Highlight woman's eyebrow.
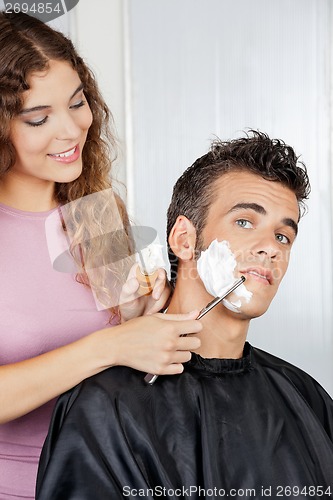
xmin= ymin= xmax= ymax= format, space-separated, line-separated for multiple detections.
xmin=19 ymin=83 xmax=84 ymax=115
xmin=19 ymin=104 xmax=51 ymax=115
xmin=70 ymin=82 xmax=84 ymax=100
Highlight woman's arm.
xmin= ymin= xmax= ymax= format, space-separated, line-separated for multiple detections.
xmin=0 ymin=311 xmax=201 ymax=424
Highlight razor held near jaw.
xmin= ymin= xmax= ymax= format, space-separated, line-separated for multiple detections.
xmin=144 ymin=276 xmax=246 ymax=385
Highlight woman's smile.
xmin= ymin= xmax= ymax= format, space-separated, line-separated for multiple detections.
xmin=47 ymin=144 xmax=80 ymax=163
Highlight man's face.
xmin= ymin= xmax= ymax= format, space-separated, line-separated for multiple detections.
xmin=199 ymin=170 xmax=300 ymax=318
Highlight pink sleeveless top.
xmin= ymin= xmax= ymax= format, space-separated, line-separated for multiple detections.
xmin=0 ymin=203 xmax=113 ymax=499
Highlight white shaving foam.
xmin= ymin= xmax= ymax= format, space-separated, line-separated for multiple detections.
xmin=136 ymin=242 xmax=165 ymax=275
xmin=197 ymin=239 xmax=252 ymax=313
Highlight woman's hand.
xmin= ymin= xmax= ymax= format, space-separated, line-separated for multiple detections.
xmin=97 ymin=310 xmax=202 ymax=376
xmin=0 ymin=308 xmax=200 ymax=423
xmin=119 ymin=264 xmax=172 ymax=321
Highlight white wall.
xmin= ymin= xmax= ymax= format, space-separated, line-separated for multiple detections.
xmin=124 ymin=0 xmax=333 ymax=395
xmin=58 ymin=0 xmax=332 ymax=395
xmin=55 ymin=0 xmax=127 ymax=195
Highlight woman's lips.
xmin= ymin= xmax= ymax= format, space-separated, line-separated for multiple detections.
xmin=48 ymin=145 xmax=80 ymax=163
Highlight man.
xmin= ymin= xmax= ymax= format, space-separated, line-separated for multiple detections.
xmin=36 ymin=131 xmax=333 ymax=499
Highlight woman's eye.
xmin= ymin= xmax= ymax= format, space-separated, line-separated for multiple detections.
xmin=236 ymin=219 xmax=253 ymax=229
xmin=70 ymin=100 xmax=86 ymax=109
xmin=26 ymin=117 xmax=48 ymax=127
xmin=276 ymin=233 xmax=290 ymax=245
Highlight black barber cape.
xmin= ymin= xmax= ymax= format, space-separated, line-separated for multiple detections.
xmin=36 ymin=342 xmax=333 ymax=499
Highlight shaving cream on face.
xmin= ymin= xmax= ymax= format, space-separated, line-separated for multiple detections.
xmin=197 ymin=239 xmax=252 ymax=313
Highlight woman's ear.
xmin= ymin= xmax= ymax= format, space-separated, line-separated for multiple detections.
xmin=168 ymin=216 xmax=196 ymax=261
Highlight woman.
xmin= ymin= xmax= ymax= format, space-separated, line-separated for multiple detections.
xmin=0 ymin=11 xmax=202 ymax=499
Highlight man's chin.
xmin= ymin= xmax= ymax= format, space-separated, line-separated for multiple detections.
xmin=229 ymin=304 xmax=271 ymax=320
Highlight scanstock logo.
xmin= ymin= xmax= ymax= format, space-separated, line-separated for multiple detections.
xmin=4 ymin=0 xmax=80 ymax=22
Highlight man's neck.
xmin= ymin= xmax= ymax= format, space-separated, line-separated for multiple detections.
xmin=167 ymin=279 xmax=250 ymax=359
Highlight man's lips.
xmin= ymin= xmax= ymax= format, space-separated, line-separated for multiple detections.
xmin=239 ymin=267 xmax=273 ymax=285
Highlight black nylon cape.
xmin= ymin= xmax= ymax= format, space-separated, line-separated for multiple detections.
xmin=36 ymin=343 xmax=333 ymax=499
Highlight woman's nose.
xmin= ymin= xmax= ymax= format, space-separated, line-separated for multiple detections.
xmin=55 ymin=112 xmax=82 ymax=141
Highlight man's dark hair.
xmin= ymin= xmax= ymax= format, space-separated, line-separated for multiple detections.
xmin=166 ymin=130 xmax=311 ymax=282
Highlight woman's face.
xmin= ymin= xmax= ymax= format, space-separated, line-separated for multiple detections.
xmin=9 ymin=59 xmax=93 ymax=186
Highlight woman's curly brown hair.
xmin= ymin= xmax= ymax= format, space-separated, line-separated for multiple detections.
xmin=0 ymin=11 xmax=134 ymax=316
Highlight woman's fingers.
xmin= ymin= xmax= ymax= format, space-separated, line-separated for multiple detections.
xmin=120 ymin=277 xmax=140 ymax=298
xmin=155 ymin=309 xmax=201 ymax=322
xmin=111 ymin=312 xmax=202 ymax=375
xmin=120 ymin=265 xmax=173 ymax=320
xmin=151 ymin=268 xmax=167 ymax=300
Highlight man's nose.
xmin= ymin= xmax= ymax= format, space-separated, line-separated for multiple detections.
xmin=251 ymin=233 xmax=279 ymax=261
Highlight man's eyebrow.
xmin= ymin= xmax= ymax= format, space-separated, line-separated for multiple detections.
xmin=283 ymin=218 xmax=298 ymax=236
xmin=228 ymin=203 xmax=298 ymax=236
xmin=228 ymin=203 xmax=267 ymax=215
xmin=19 ymin=83 xmax=84 ymax=115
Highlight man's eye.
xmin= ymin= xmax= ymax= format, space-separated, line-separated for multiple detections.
xmin=236 ymin=219 xmax=253 ymax=229
xmin=276 ymin=233 xmax=290 ymax=245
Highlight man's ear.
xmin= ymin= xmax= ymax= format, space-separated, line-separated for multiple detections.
xmin=168 ymin=216 xmax=196 ymax=261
